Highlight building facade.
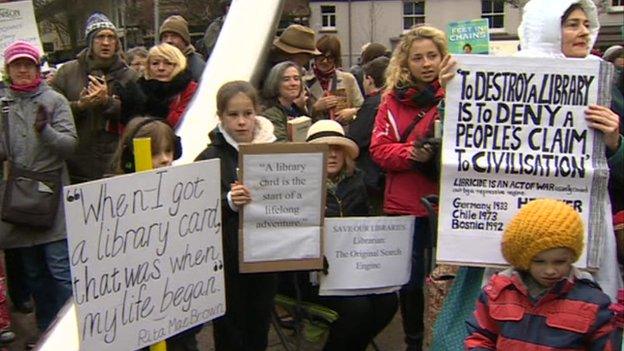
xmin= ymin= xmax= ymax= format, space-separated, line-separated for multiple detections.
xmin=309 ymin=0 xmax=623 ymax=67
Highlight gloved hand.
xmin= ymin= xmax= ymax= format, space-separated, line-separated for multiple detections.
xmin=34 ymin=105 xmax=51 ymax=133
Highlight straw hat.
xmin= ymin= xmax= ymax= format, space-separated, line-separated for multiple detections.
xmin=273 ymin=25 xmax=321 ymax=56
xmin=306 ymin=120 xmax=359 ymax=159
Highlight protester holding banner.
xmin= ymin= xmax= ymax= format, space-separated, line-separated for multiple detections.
xmin=0 ymin=40 xmax=77 ymax=341
xmin=517 ymin=0 xmax=623 ymax=295
xmin=137 ymin=43 xmax=198 ymax=130
xmin=303 ymin=119 xmax=398 ymax=350
xmin=194 ymin=81 xmax=278 ymax=351
xmin=306 ymin=35 xmax=364 ymax=124
xmin=50 ymin=12 xmax=143 ymax=184
xmin=432 ymin=1 xmax=623 ymax=349
xmin=465 ymin=199 xmax=619 ymax=350
xmin=369 ymin=25 xmax=447 ymax=351
xmin=261 ymin=61 xmax=309 ymax=142
xmin=110 ymin=117 xmax=202 ymax=351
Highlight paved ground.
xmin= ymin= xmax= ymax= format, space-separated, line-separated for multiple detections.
xmin=7 ymin=307 xmax=406 ymax=351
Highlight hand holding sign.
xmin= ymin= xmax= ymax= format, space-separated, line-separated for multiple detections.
xmin=439 ymin=54 xmax=457 ymax=89
xmin=584 ymin=104 xmax=621 ymax=152
xmin=230 ymin=182 xmax=252 ymax=206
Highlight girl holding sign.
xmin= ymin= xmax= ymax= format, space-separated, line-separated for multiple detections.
xmin=369 ymin=25 xmax=447 ymax=350
xmin=305 ymin=119 xmax=399 ymax=350
xmin=194 ymin=81 xmax=278 ymax=351
xmin=111 ymin=117 xmax=202 ymax=350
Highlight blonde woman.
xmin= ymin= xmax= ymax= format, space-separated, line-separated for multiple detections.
xmin=369 ymin=25 xmax=447 ymax=350
xmin=138 ymin=43 xmax=198 ymax=129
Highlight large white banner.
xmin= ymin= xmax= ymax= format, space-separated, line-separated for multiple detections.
xmin=64 ymin=160 xmax=225 ymax=351
xmin=320 ymin=216 xmax=414 ymax=295
xmin=0 ymin=0 xmax=43 ymax=67
xmin=438 ymin=55 xmax=611 ymax=268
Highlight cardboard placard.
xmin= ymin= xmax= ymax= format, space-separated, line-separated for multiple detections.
xmin=64 ymin=160 xmax=225 ymax=350
xmin=238 ymin=143 xmax=327 ymax=273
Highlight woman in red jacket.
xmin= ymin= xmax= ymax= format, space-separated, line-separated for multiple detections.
xmin=369 ymin=25 xmax=447 ymax=351
xmin=138 ymin=43 xmax=198 ymax=130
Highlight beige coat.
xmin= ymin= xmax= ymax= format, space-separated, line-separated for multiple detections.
xmin=305 ymin=69 xmax=364 ymax=120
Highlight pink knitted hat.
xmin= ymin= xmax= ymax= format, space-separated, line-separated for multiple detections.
xmin=4 ymin=41 xmax=41 ymax=65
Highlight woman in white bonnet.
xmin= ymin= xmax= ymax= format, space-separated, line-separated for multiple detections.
xmin=431 ymin=0 xmax=623 ymax=348
xmin=515 ymin=0 xmax=622 ymax=300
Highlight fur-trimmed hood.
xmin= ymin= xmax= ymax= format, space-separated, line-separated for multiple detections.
xmin=216 ymin=115 xmax=277 ymax=150
xmin=517 ymin=0 xmax=599 ymax=58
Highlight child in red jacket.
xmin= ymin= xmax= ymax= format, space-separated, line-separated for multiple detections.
xmin=465 ymin=199 xmax=620 ymax=350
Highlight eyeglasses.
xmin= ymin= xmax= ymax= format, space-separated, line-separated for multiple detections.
xmin=94 ymin=34 xmax=116 ymax=43
xmin=316 ymin=54 xmax=335 ymax=63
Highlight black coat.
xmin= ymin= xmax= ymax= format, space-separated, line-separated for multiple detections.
xmin=325 ymin=170 xmax=371 ymax=218
xmin=194 ymin=128 xmax=240 ymax=271
xmin=347 ymin=93 xmax=384 ymax=192
xmin=195 ymin=127 xmax=278 ymax=350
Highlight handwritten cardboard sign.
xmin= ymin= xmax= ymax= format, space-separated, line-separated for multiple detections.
xmin=438 ymin=55 xmax=612 ymax=268
xmin=320 ymin=216 xmax=414 ymax=295
xmin=64 ymin=160 xmax=225 ymax=350
xmin=239 ymin=143 xmax=327 ymax=273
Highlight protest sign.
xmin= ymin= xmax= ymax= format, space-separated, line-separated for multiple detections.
xmin=438 ymin=55 xmax=612 ymax=268
xmin=64 ymin=160 xmax=225 ymax=350
xmin=0 ymin=0 xmax=43 ymax=67
xmin=239 ymin=143 xmax=327 ymax=273
xmin=319 ymin=216 xmax=413 ymax=295
xmin=447 ymin=19 xmax=489 ymax=55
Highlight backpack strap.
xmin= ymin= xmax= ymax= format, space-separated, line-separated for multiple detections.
xmin=399 ymin=110 xmax=426 ymax=143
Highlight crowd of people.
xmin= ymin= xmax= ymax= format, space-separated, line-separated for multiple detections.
xmin=0 ymin=0 xmax=622 ymax=349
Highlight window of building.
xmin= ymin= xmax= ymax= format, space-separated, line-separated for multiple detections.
xmin=481 ymin=0 xmax=504 ymax=29
xmin=321 ymin=5 xmax=336 ymax=30
xmin=403 ymin=1 xmax=425 ymax=30
xmin=611 ymin=0 xmax=624 ymax=10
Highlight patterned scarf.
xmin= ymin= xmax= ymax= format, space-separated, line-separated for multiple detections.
xmin=394 ymin=80 xmax=443 ymax=109
xmin=326 ymin=169 xmax=348 ymax=196
xmin=312 ymin=64 xmax=336 ymax=92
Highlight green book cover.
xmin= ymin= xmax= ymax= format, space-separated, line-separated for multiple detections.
xmin=447 ymin=19 xmax=490 ymax=55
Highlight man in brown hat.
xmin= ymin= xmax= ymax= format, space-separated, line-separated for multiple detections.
xmin=271 ymin=24 xmax=321 ymax=69
xmin=160 ymin=15 xmax=206 ymax=81
xmin=259 ymin=24 xmax=320 ymax=109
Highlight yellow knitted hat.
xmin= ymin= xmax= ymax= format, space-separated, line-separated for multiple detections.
xmin=501 ymin=199 xmax=584 ymax=270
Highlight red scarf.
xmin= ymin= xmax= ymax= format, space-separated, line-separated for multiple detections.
xmin=10 ymin=76 xmax=42 ymax=93
xmin=312 ymin=64 xmax=336 ymax=92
